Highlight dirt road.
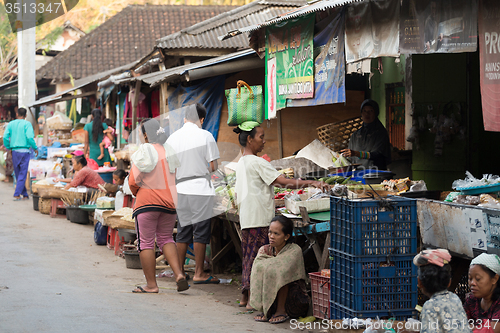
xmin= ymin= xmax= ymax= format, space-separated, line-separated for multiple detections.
xmin=0 ymin=182 xmax=293 ymax=333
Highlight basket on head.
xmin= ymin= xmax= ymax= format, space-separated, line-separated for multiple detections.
xmin=317 ymin=117 xmax=363 ymax=152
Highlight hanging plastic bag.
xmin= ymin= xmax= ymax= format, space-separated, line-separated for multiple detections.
xmin=87 ymin=158 xmax=99 ymax=170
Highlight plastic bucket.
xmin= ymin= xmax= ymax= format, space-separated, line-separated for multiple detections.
xmin=32 ymin=194 xmax=40 ymax=211
xmin=123 ymin=250 xmax=142 ymax=269
xmin=66 ymin=207 xmax=89 ymax=224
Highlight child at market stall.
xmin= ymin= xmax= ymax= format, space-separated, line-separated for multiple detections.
xmin=101 ymin=169 xmax=128 ymax=196
xmin=98 ymin=119 xmax=114 ymax=160
xmin=414 ymin=249 xmax=471 ymax=333
xmin=113 ymin=169 xmax=127 ymax=186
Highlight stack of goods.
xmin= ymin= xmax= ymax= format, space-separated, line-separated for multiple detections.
xmin=284 ymin=188 xmax=331 ymax=214
xmin=443 ymin=172 xmax=500 ymax=208
xmin=46 ymin=112 xmax=74 ymax=146
xmin=102 ymin=207 xmax=135 ymax=229
xmin=96 ymin=197 xmax=115 ymax=209
xmin=277 ymin=167 xmax=294 ymax=178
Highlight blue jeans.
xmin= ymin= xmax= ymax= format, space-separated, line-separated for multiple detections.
xmin=12 ymin=151 xmax=30 ymax=197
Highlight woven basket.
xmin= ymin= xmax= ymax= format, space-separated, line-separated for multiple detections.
xmin=48 ymin=123 xmax=73 ymax=131
xmin=317 ymin=117 xmax=363 ymax=152
xmin=39 ymin=197 xmax=51 ymax=214
xmin=32 ymin=183 xmax=53 ymax=195
xmin=47 ymin=188 xmax=69 ymax=199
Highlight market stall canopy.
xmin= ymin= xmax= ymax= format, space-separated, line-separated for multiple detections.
xmin=219 ymin=0 xmax=362 ymax=42
xmin=115 ymin=49 xmax=262 ymax=88
xmin=29 ymin=61 xmax=138 ymax=108
xmin=0 ymin=79 xmax=18 ymax=95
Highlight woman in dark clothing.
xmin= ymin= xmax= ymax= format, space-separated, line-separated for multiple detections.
xmin=341 ymin=99 xmax=392 ymax=170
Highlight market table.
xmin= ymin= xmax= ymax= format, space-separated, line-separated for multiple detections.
xmin=210 ymin=206 xmax=332 ymax=273
xmin=293 ymin=206 xmax=331 ymax=270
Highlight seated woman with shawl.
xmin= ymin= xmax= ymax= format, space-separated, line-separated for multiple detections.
xmin=250 ymin=216 xmax=310 ymax=324
xmin=341 ymin=99 xmax=391 ymax=170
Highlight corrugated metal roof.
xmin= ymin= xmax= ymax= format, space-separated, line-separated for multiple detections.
xmin=30 ymin=61 xmax=138 ymax=107
xmin=156 ymin=0 xmax=308 ymax=50
xmin=0 ymin=80 xmax=18 ymax=93
xmin=219 ymin=0 xmax=364 ymax=41
xmin=117 ymin=49 xmax=256 ymax=87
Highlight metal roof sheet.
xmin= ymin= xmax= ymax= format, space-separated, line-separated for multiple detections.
xmin=30 ymin=61 xmax=138 ymax=107
xmin=156 ymin=0 xmax=307 ymax=50
xmin=117 ymin=49 xmax=256 ymax=87
xmin=219 ymin=0 xmax=363 ymax=41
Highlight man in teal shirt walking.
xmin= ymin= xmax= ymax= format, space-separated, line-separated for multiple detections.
xmin=4 ymin=107 xmax=38 ymax=200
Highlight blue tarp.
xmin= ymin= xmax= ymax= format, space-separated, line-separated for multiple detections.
xmin=167 ymin=75 xmax=225 ymax=140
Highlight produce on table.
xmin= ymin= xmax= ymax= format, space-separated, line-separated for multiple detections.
xmin=278 ymin=167 xmax=294 ymax=178
xmin=318 ymin=175 xmax=361 ymax=185
xmin=274 ymin=187 xmax=304 ymax=199
xmin=331 ymin=151 xmax=351 ymax=168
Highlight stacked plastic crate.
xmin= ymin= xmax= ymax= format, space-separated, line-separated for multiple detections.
xmin=329 ymin=196 xmax=418 ymax=320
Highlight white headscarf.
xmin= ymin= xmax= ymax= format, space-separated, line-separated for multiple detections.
xmin=471 ymin=253 xmax=500 ymax=275
xmin=131 ymin=143 xmax=158 ymax=173
xmin=131 ymin=142 xmax=180 ymax=174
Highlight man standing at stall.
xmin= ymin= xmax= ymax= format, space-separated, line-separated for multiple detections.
xmin=3 ymin=107 xmax=38 ymax=200
xmin=167 ymin=103 xmax=221 ymax=284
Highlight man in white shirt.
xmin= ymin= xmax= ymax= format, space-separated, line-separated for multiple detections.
xmin=167 ymin=103 xmax=220 ymax=284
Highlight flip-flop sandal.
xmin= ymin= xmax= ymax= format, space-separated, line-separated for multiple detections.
xmin=13 ymin=198 xmax=22 ymax=201
xmin=254 ymin=313 xmax=268 ymax=322
xmin=238 ymin=301 xmax=247 ymax=307
xmin=132 ymin=286 xmax=158 ymax=293
xmin=193 ymin=276 xmax=220 ymax=284
xmin=269 ymin=314 xmax=290 ymax=324
xmin=176 ymin=278 xmax=189 ymax=292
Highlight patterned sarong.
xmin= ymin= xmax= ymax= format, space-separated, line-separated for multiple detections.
xmin=241 ymin=227 xmax=269 ymax=291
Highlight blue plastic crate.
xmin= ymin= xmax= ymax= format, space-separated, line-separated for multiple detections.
xmin=330 ymin=301 xmax=416 ymax=321
xmin=330 ymin=249 xmax=417 ymax=317
xmin=330 ymin=196 xmax=417 ymax=256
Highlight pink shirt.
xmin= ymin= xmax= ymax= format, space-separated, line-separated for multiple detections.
xmin=70 ymin=166 xmax=105 ymax=189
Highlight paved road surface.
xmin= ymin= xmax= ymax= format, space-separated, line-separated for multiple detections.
xmin=0 ymin=182 xmax=293 ymax=333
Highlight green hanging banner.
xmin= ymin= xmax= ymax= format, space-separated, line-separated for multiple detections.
xmin=265 ymin=14 xmax=315 ymax=116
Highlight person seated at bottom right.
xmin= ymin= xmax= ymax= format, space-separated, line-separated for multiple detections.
xmin=414 ymin=249 xmax=471 ymax=333
xmin=464 ymin=253 xmax=500 ymax=333
xmin=250 ymin=216 xmax=310 ymax=324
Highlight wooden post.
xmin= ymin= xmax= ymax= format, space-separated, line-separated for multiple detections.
xmin=42 ymin=121 xmax=48 ymax=146
xmin=160 ymin=82 xmax=168 ymax=116
xmin=131 ymin=80 xmax=141 ymax=136
xmin=277 ymin=110 xmax=283 ymax=158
